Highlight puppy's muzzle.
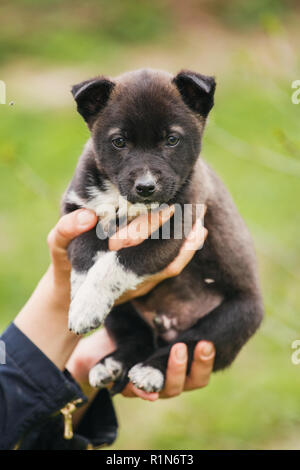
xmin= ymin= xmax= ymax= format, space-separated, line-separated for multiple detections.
xmin=134 ymin=173 xmax=157 ymax=199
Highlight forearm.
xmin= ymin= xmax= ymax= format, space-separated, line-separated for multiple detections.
xmin=14 ymin=267 xmax=79 ymax=371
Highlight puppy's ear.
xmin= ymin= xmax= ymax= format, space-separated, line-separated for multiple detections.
xmin=71 ymin=77 xmax=115 ymax=125
xmin=173 ymin=70 xmax=216 ymax=117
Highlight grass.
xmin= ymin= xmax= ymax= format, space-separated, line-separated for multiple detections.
xmin=1 ymin=70 xmax=299 ymax=449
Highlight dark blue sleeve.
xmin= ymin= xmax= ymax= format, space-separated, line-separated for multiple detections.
xmin=0 ymin=323 xmax=118 ymax=450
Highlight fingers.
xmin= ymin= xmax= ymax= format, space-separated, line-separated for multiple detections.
xmin=159 ymin=343 xmax=188 ymax=398
xmin=47 ymin=209 xmax=97 ymax=274
xmin=115 ymin=215 xmax=208 ymax=305
xmin=183 ymin=216 xmax=207 ymax=252
xmin=48 ymin=209 xmax=97 ymax=251
xmin=121 ymin=343 xmax=187 ymax=401
xmin=163 ymin=219 xmax=208 ymax=278
xmin=122 ymin=383 xmax=159 ymax=401
xmin=184 ymin=341 xmax=215 ymax=391
xmin=122 ymin=341 xmax=214 ymax=401
xmin=108 ymin=205 xmax=175 ymax=251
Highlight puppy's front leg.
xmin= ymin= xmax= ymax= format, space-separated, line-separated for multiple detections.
xmin=69 ymin=251 xmax=143 ymax=334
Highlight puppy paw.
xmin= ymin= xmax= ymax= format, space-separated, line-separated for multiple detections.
xmin=89 ymin=357 xmax=123 ymax=388
xmin=128 ymin=363 xmax=164 ymax=393
xmin=68 ymin=287 xmax=113 ymax=335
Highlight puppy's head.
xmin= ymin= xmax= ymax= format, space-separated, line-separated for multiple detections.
xmin=72 ymin=69 xmax=216 ymax=204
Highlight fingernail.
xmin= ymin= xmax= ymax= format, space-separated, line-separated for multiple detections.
xmin=77 ymin=210 xmax=95 ymax=227
xmin=200 ymin=342 xmax=214 ymax=358
xmin=175 ymin=344 xmax=187 ymax=362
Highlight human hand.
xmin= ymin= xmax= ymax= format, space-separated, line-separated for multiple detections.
xmin=113 ymin=214 xmax=207 ymax=304
xmin=67 ymin=328 xmax=215 ymax=402
xmin=67 ymin=215 xmax=213 ymax=401
xmin=15 ymin=205 xmax=207 ymax=372
xmin=14 ymin=209 xmax=98 ymax=369
xmin=45 ymin=204 xmax=207 ymax=311
xmin=123 ymin=341 xmax=215 ymax=401
xmin=14 ymin=206 xmax=177 ymax=369
xmin=46 ymin=205 xmax=179 ymax=313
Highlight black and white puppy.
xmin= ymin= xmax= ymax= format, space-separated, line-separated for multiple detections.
xmin=62 ymin=69 xmax=263 ymax=393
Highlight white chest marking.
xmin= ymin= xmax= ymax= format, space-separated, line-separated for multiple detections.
xmin=66 ymin=182 xmax=156 ymax=231
xmin=66 ymin=181 xmax=124 ymax=216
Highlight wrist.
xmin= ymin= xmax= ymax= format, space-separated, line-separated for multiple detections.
xmin=14 ymin=268 xmax=79 ymax=370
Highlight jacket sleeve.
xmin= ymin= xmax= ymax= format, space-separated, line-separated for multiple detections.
xmin=0 ymin=323 xmax=118 ymax=450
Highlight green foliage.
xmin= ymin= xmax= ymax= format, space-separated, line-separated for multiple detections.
xmin=0 ymin=0 xmax=170 ymax=65
xmin=208 ymin=0 xmax=292 ymax=29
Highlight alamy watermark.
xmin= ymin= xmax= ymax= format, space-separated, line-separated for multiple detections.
xmin=0 ymin=80 xmax=6 ymax=104
xmin=0 ymin=340 xmax=6 ymax=365
xmin=291 ymin=80 xmax=300 ymax=104
xmin=291 ymin=339 xmax=300 ymax=365
xmin=95 ymin=201 xmax=206 ymax=249
xmin=0 ymin=80 xmax=14 ymax=106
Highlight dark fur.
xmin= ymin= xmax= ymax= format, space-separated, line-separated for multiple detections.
xmin=62 ymin=69 xmax=263 ymax=392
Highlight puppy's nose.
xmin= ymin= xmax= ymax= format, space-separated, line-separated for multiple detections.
xmin=135 ymin=174 xmax=156 ymax=198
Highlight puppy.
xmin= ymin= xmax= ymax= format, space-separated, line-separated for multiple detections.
xmin=62 ymin=69 xmax=263 ymax=393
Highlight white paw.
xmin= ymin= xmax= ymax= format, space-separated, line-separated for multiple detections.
xmin=128 ymin=363 xmax=164 ymax=392
xmin=68 ymin=251 xmax=142 ymax=335
xmin=68 ymin=286 xmax=113 ymax=335
xmin=89 ymin=358 xmax=123 ymax=388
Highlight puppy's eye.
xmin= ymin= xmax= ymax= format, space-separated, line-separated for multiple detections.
xmin=166 ymin=135 xmax=180 ymax=147
xmin=112 ymin=137 xmax=126 ymax=149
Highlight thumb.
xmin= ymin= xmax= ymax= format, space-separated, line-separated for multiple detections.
xmin=47 ymin=209 xmax=97 ymax=274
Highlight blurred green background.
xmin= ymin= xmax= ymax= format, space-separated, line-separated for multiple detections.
xmin=1 ymin=0 xmax=300 ymax=450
